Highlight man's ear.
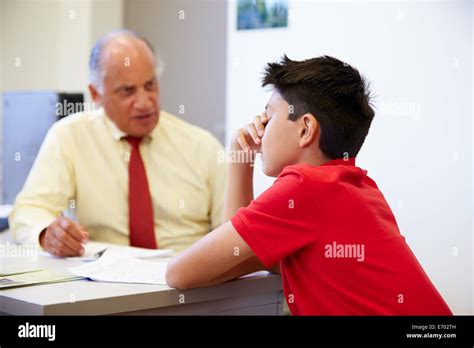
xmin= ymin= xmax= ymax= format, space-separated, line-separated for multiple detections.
xmin=88 ymin=84 xmax=102 ymax=106
xmin=298 ymin=113 xmax=318 ymax=148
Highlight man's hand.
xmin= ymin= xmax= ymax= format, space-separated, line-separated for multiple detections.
xmin=231 ymin=113 xmax=269 ymax=153
xmin=39 ymin=216 xmax=88 ymax=257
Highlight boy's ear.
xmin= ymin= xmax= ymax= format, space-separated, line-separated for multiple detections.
xmin=298 ymin=113 xmax=318 ymax=148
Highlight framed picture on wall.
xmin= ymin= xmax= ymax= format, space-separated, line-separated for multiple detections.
xmin=237 ymin=0 xmax=288 ymax=30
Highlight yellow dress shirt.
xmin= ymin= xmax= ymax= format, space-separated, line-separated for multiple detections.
xmin=9 ymin=108 xmax=226 ymax=252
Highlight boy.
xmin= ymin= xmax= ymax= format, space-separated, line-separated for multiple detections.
xmin=165 ymin=55 xmax=452 ymax=315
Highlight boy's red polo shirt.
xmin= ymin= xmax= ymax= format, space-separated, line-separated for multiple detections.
xmin=231 ymin=158 xmax=452 ymax=315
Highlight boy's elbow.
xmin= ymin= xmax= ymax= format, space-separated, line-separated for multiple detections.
xmin=165 ymin=259 xmax=192 ymax=290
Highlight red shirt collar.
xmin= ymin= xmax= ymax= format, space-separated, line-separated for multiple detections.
xmin=321 ymin=157 xmax=356 ymax=166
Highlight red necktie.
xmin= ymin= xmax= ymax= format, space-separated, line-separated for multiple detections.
xmin=126 ymin=136 xmax=157 ymax=249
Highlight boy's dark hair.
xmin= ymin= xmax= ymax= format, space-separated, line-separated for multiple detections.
xmin=262 ymin=55 xmax=375 ymax=159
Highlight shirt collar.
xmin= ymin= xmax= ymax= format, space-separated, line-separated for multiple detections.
xmin=102 ymin=108 xmax=158 ymax=142
xmin=321 ymin=157 xmax=356 ymax=166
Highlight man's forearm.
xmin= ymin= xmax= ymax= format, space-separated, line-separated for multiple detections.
xmin=9 ymin=206 xmax=56 ymax=247
xmin=222 ymin=150 xmax=255 ymax=222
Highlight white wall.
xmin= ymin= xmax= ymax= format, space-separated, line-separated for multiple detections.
xmin=0 ymin=0 xmax=123 ymax=203
xmin=0 ymin=0 xmax=123 ymax=95
xmin=124 ymin=0 xmax=228 ymax=143
xmin=226 ymin=0 xmax=473 ymax=314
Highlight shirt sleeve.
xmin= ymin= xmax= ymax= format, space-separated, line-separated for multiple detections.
xmin=231 ymin=166 xmax=318 ymax=268
xmin=207 ymin=135 xmax=227 ymax=230
xmin=8 ymin=123 xmax=76 ymax=247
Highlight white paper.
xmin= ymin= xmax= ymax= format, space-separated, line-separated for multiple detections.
xmin=66 ymin=249 xmax=169 ymax=285
xmin=63 ymin=241 xmax=173 ymax=261
xmin=0 ymin=264 xmax=42 ymax=277
xmin=0 ymin=270 xmax=83 ymax=289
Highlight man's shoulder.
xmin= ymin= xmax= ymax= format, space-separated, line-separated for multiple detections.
xmin=49 ymin=108 xmax=104 ymax=135
xmin=159 ymin=111 xmax=222 ymax=149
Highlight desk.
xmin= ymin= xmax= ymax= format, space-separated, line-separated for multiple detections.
xmin=0 ymin=231 xmax=284 ymax=315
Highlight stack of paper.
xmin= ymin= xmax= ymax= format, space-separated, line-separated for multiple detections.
xmin=63 ymin=241 xmax=173 ymax=261
xmin=0 ymin=270 xmax=83 ymax=290
xmin=0 ymin=264 xmax=42 ymax=277
xmin=67 ymin=249 xmax=169 ymax=285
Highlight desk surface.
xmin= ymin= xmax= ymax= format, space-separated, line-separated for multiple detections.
xmin=0 ymin=231 xmax=283 ymax=315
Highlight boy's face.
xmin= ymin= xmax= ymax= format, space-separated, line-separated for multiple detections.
xmin=261 ymin=90 xmax=301 ymax=177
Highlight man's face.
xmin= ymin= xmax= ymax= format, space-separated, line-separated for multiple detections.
xmin=261 ymin=90 xmax=301 ymax=177
xmin=91 ymin=39 xmax=160 ymax=137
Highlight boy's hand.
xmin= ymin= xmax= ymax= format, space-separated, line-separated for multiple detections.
xmin=231 ymin=114 xmax=269 ymax=152
xmin=224 ymin=114 xmax=268 ymax=221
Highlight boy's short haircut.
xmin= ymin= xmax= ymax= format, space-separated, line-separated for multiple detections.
xmin=262 ymin=55 xmax=375 ymax=159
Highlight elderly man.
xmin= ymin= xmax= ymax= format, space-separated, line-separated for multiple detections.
xmin=9 ymin=30 xmax=226 ymax=256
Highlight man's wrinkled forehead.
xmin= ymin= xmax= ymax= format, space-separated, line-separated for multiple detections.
xmin=101 ymin=38 xmax=155 ymax=71
xmin=103 ymin=50 xmax=155 ymax=88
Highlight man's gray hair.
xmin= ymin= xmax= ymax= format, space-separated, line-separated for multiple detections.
xmin=89 ymin=29 xmax=163 ymax=92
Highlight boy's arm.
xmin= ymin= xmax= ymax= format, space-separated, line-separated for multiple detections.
xmin=222 ymin=150 xmax=254 ymax=221
xmin=167 ymin=147 xmax=276 ymax=289
xmin=224 ymin=115 xmax=281 ymax=273
xmin=165 ymin=221 xmax=266 ymax=290
xmin=223 ymin=114 xmax=268 ymax=221
xmin=166 ymin=115 xmax=279 ymax=290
